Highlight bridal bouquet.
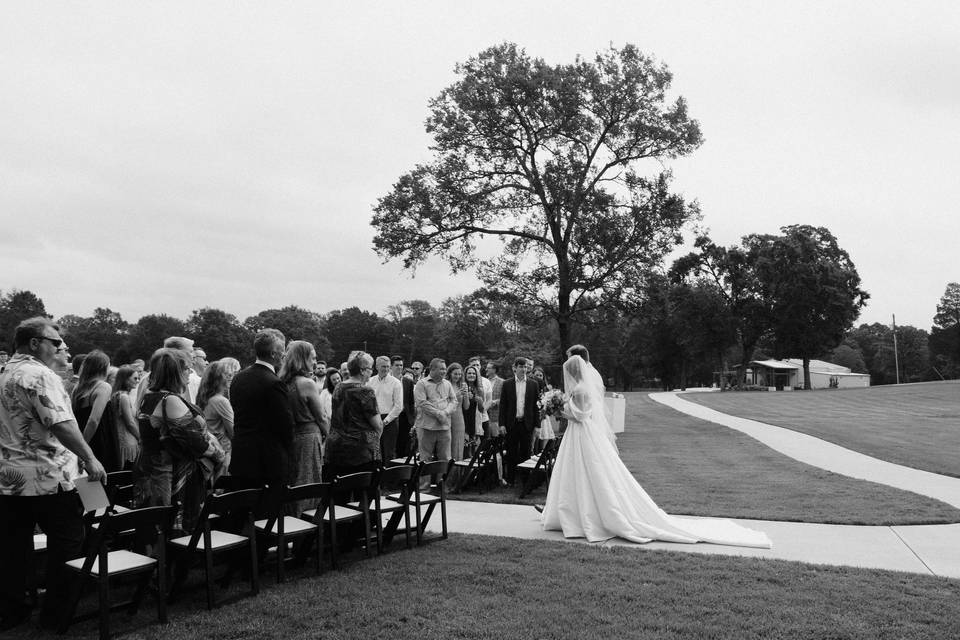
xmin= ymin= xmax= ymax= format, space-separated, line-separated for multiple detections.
xmin=538 ymin=388 xmax=566 ymax=418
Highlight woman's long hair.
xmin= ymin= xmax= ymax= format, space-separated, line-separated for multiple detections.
xmin=446 ymin=362 xmax=463 ymax=383
xmin=323 ymin=367 xmax=340 ymax=394
xmin=196 ymin=357 xmax=241 ymax=409
xmin=464 ymin=364 xmax=482 ymax=396
xmin=112 ymin=365 xmax=137 ymax=394
xmin=279 ymin=341 xmax=314 ymax=385
xmin=147 ymin=348 xmax=191 ymax=393
xmin=72 ymin=349 xmax=110 ymax=402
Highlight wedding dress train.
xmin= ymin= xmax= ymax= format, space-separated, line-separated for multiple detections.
xmin=541 ymin=356 xmax=771 ymax=549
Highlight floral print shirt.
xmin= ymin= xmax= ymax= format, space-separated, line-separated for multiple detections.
xmin=0 ymin=353 xmax=80 ymax=496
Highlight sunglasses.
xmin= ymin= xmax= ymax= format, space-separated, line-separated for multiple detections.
xmin=37 ymin=336 xmax=63 ymax=348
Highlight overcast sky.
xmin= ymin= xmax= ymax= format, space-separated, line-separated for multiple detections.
xmin=2 ymin=1 xmax=957 ymax=330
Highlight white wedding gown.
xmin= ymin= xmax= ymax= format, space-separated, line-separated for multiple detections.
xmin=541 ymin=356 xmax=772 ymax=549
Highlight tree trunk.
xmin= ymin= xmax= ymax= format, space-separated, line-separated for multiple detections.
xmin=803 ymin=356 xmax=811 ymax=390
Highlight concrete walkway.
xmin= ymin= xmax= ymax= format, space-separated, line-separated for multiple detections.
xmin=429 ymin=392 xmax=960 ymax=580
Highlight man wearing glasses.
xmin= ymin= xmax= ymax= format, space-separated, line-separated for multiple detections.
xmin=0 ymin=317 xmax=106 ymax=631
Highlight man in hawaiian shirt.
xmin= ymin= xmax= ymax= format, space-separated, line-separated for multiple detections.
xmin=0 ymin=317 xmax=106 ymax=631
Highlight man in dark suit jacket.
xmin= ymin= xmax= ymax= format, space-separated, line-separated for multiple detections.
xmin=498 ymin=356 xmax=540 ymax=484
xmin=228 ymin=328 xmax=295 ymax=486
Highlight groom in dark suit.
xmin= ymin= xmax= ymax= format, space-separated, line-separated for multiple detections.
xmin=229 ymin=328 xmax=295 ymax=487
xmin=498 ymin=356 xmax=540 ymax=484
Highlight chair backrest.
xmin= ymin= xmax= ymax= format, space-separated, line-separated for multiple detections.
xmin=419 ymin=459 xmax=453 ymax=480
xmin=100 ymin=505 xmax=176 ymax=538
xmin=204 ymin=488 xmax=263 ymax=516
xmin=285 ymin=482 xmax=331 ymax=504
xmin=377 ymin=464 xmax=414 ymax=486
xmin=333 ymin=472 xmax=375 ymax=493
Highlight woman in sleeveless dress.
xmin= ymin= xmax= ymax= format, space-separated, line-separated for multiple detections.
xmin=136 ymin=348 xmax=224 ymax=531
xmin=111 ymin=365 xmax=141 ymax=468
xmin=72 ymin=350 xmax=122 ymax=472
xmin=196 ymin=357 xmax=241 ymax=482
xmin=445 ymin=363 xmax=470 ymax=461
xmin=541 ymin=355 xmax=771 ymax=548
xmin=279 ymin=341 xmax=327 ymax=512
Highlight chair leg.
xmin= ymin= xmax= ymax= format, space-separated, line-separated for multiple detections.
xmin=98 ymin=573 xmax=110 ymax=640
xmin=328 ymin=518 xmax=339 ymax=569
xmin=250 ymin=531 xmax=260 ymax=596
xmin=157 ymin=559 xmax=168 ymax=624
xmin=276 ymin=532 xmax=285 ymax=584
xmin=403 ymin=505 xmax=412 ymax=549
xmin=204 ymin=548 xmax=215 ymax=610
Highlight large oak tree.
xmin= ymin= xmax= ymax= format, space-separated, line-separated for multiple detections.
xmin=371 ymin=43 xmax=702 ymax=357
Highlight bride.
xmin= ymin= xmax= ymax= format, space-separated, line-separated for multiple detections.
xmin=541 ymin=355 xmax=772 ymax=548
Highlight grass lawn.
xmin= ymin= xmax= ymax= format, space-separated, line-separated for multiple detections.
xmin=685 ymin=380 xmax=960 ymax=477
xmin=454 ymin=393 xmax=960 ymax=525
xmin=28 ymin=534 xmax=960 ymax=640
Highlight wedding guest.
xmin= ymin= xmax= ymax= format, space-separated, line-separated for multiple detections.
xmin=72 ymin=350 xmax=123 ymax=472
xmin=0 ymin=350 xmax=8 ymax=373
xmin=323 ymin=351 xmax=382 ymax=481
xmin=196 ymin=357 xmax=241 ymax=478
xmin=129 ymin=358 xmax=145 ymax=409
xmin=318 ymin=367 xmax=341 ymax=435
xmin=187 ymin=348 xmax=206 ymax=402
xmin=0 ymin=318 xmax=105 ymax=632
xmin=414 ymin=358 xmax=458 ymax=463
xmin=445 ymin=363 xmax=470 ymax=461
xmin=63 ymin=353 xmax=86 ymax=396
xmin=485 ymin=361 xmax=505 ymax=438
xmin=467 ymin=356 xmax=492 ymax=437
xmin=463 ymin=364 xmax=485 ymax=455
xmin=498 ymin=357 xmax=539 ymax=485
xmin=314 ymin=359 xmax=327 ymax=385
xmin=367 ymin=355 xmax=403 ymax=461
xmin=134 ymin=336 xmax=194 ymax=409
xmin=410 ymin=361 xmax=425 ymax=379
xmin=339 ymin=361 xmax=349 ymax=380
xmin=229 ymin=329 xmax=294 ymax=488
xmin=394 ymin=356 xmax=416 ymax=459
xmin=138 ymin=348 xmax=224 ymax=531
xmin=279 ymin=341 xmax=326 ymax=509
xmin=111 ymin=366 xmax=141 ymax=468
xmin=106 ymin=365 xmax=119 ymax=388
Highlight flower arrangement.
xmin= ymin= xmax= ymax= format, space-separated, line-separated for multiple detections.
xmin=538 ymin=388 xmax=566 ymax=418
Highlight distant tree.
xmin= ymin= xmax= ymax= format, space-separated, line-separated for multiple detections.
xmin=244 ymin=306 xmax=332 ymax=361
xmin=58 ymin=308 xmax=130 ymax=361
xmin=324 ymin=307 xmax=392 ymax=365
xmin=186 ymin=308 xmax=253 ymax=363
xmin=384 ymin=300 xmax=438 ymax=364
xmin=671 ymin=237 xmax=771 ymax=387
xmin=124 ymin=314 xmax=188 ymax=362
xmin=829 ymin=343 xmax=867 ymax=373
xmin=895 ymin=325 xmax=932 ymax=383
xmin=0 ymin=289 xmax=48 ymax=351
xmin=371 ymin=42 xmax=702 ymax=359
xmin=929 ymin=282 xmax=960 ymax=379
xmin=752 ymin=225 xmax=868 ymax=389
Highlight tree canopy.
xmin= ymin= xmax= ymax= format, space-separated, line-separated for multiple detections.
xmin=372 ymin=42 xmax=702 ymax=356
xmin=930 ymin=282 xmax=960 ymax=378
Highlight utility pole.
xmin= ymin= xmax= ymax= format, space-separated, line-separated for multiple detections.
xmin=892 ymin=314 xmax=900 ymax=385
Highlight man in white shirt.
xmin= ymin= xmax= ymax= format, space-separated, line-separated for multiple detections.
xmin=413 ymin=358 xmax=458 ymax=463
xmin=367 ymin=355 xmax=403 ymax=460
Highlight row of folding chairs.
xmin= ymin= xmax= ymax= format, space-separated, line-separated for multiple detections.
xmin=54 ymin=459 xmax=454 ymax=640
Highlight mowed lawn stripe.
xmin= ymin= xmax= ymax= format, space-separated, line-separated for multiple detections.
xmin=615 ymin=393 xmax=960 ymax=525
xmin=685 ymin=380 xmax=960 ymax=478
xmin=453 ymin=392 xmax=960 ymax=525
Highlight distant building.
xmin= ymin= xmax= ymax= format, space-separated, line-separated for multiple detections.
xmin=740 ymin=359 xmax=870 ymax=390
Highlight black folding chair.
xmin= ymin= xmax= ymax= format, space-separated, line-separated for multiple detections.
xmin=301 ymin=472 xmax=374 ymax=569
xmin=60 ymin=505 xmax=176 ymax=640
xmin=452 ymin=435 xmax=502 ymax=493
xmin=409 ymin=459 xmax=454 ymax=545
xmin=254 ymin=483 xmax=330 ymax=581
xmin=167 ymin=488 xmax=262 ymax=610
xmin=370 ymin=464 xmax=415 ymax=551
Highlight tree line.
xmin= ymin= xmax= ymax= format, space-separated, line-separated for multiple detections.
xmin=1 ymin=279 xmax=957 ymax=390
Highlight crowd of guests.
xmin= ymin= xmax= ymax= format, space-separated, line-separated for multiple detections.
xmin=0 ymin=315 xmax=564 ymax=632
